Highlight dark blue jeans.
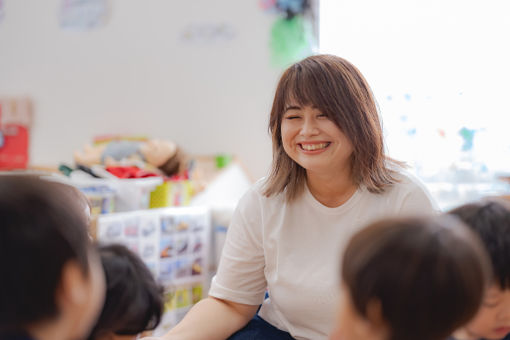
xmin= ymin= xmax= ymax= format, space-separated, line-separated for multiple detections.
xmin=227 ymin=314 xmax=295 ymax=340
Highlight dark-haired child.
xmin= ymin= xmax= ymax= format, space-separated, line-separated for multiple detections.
xmin=88 ymin=244 xmax=164 ymax=340
xmin=330 ymin=215 xmax=491 ymax=340
xmin=448 ymin=199 xmax=510 ymax=340
xmin=0 ymin=176 xmax=105 ymax=340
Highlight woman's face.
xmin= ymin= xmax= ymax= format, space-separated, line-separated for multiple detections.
xmin=281 ymin=103 xmax=353 ymax=178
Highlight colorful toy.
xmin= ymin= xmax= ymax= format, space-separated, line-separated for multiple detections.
xmin=74 ymin=138 xmax=186 ymax=177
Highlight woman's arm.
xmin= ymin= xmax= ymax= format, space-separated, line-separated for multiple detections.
xmin=161 ymin=296 xmax=259 ymax=340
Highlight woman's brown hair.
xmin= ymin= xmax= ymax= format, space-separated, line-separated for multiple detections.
xmin=342 ymin=215 xmax=491 ymax=340
xmin=263 ymin=54 xmax=401 ymax=200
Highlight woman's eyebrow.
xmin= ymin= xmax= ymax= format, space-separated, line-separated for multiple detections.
xmin=284 ymin=105 xmax=301 ymax=112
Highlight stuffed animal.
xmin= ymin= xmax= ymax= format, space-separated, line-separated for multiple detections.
xmin=74 ymin=139 xmax=185 ymax=177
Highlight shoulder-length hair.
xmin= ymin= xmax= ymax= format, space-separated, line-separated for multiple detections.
xmin=263 ymin=54 xmax=402 ymax=201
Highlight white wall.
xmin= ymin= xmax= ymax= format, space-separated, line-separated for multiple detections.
xmin=0 ymin=0 xmax=280 ymax=179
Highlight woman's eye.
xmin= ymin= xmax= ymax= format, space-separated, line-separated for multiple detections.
xmin=285 ymin=115 xmax=300 ymax=120
xmin=317 ymin=113 xmax=328 ymax=118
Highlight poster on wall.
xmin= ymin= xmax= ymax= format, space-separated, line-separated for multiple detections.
xmin=96 ymin=206 xmax=211 ymax=335
xmin=59 ymin=0 xmax=111 ymax=31
xmin=259 ymin=0 xmax=317 ymax=68
xmin=180 ymin=22 xmax=236 ymax=44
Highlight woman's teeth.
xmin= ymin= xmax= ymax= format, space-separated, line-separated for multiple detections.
xmin=301 ymin=143 xmax=329 ymax=151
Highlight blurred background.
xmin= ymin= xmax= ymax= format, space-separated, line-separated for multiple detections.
xmin=2 ymin=0 xmax=509 ymax=209
xmin=0 ymin=0 xmax=281 ymax=180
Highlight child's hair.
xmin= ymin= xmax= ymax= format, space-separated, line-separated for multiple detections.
xmin=342 ymin=215 xmax=491 ymax=340
xmin=88 ymin=244 xmax=164 ymax=340
xmin=0 ymin=175 xmax=93 ymax=332
xmin=264 ymin=54 xmax=402 ymax=201
xmin=448 ymin=198 xmax=510 ymax=289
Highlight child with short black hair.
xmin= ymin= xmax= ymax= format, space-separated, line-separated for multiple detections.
xmin=330 ymin=215 xmax=491 ymax=340
xmin=0 ymin=175 xmax=105 ymax=340
xmin=88 ymin=244 xmax=164 ymax=340
xmin=448 ymin=199 xmax=510 ymax=340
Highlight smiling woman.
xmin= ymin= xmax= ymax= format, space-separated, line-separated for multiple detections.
xmin=264 ymin=55 xmax=400 ymax=204
xmin=160 ymin=55 xmax=438 ymax=340
xmin=281 ymin=104 xmax=354 ymax=198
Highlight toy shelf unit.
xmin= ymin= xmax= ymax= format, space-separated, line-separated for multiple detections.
xmin=91 ymin=158 xmax=253 ymax=333
xmin=95 ymin=206 xmax=212 ymax=335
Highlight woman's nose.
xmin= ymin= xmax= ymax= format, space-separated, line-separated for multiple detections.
xmin=300 ymin=117 xmax=319 ymax=136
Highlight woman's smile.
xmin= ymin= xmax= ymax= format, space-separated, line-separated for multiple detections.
xmin=281 ymin=104 xmax=353 ymax=175
xmin=299 ymin=142 xmax=331 ymax=153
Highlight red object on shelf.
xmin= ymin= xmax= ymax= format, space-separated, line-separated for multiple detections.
xmin=0 ymin=98 xmax=32 ymax=170
xmin=106 ymin=166 xmax=160 ymax=179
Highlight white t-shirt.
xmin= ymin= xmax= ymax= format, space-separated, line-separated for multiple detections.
xmin=209 ymin=170 xmax=438 ymax=340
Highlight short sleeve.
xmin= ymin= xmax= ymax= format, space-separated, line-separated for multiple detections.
xmin=398 ymin=173 xmax=440 ymax=215
xmin=208 ymin=186 xmax=267 ymax=305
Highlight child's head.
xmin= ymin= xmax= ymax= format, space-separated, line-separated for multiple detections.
xmin=0 ymin=175 xmax=105 ymax=339
xmin=331 ymin=215 xmax=491 ymax=340
xmin=88 ymin=244 xmax=164 ymax=340
xmin=448 ymin=199 xmax=510 ymax=340
xmin=264 ymin=54 xmax=396 ymax=200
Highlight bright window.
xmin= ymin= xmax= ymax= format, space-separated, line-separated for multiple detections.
xmin=320 ymin=0 xmax=510 ymax=209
